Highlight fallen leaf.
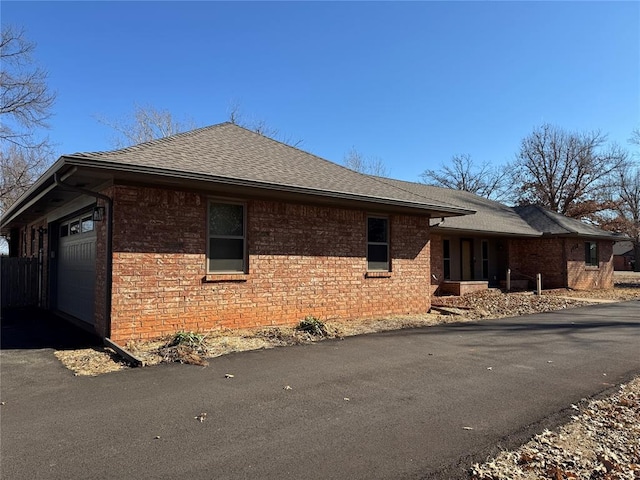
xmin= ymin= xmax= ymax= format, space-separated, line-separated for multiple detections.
xmin=195 ymin=413 xmax=207 ymax=422
xmin=463 ymin=426 xmax=474 ymax=430
xmin=224 ymin=373 xmax=234 ymax=378
xmin=283 ymin=385 xmax=292 ymax=390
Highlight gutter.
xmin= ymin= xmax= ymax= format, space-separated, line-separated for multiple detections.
xmin=62 ymin=155 xmax=474 ymax=217
xmin=54 ymin=173 xmax=113 ymax=339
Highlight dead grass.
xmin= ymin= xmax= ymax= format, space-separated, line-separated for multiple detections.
xmin=54 ymin=279 xmax=640 ymax=376
xmin=53 ymin=347 xmax=129 ymax=376
xmin=124 ymin=313 xmax=452 ymax=368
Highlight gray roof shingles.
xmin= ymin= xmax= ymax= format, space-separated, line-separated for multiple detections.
xmin=513 ymin=205 xmax=626 ymax=240
xmin=68 ymin=123 xmax=469 ymax=215
xmin=375 ymin=178 xmax=542 ymax=236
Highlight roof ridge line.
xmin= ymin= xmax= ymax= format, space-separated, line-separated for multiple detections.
xmin=369 ymin=176 xmax=467 ymax=211
xmin=71 ymin=122 xmax=232 ymax=157
xmin=533 ymin=204 xmax=580 ymax=234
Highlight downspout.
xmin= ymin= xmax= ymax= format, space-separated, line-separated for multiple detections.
xmin=54 ymin=173 xmax=113 ymax=339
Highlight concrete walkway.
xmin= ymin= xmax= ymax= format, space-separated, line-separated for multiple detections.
xmin=1 ymin=301 xmax=639 ymax=480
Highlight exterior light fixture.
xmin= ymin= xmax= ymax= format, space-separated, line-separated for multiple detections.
xmin=93 ymin=206 xmax=105 ymax=222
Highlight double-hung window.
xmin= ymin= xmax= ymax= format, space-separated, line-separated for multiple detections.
xmin=367 ymin=217 xmax=389 ymax=271
xmin=208 ymin=201 xmax=246 ymax=273
xmin=585 ymin=241 xmax=598 ymax=267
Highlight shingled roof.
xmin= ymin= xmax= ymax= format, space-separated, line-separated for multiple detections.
xmin=65 ymin=123 xmax=469 ymax=215
xmin=375 ymin=178 xmax=542 ymax=236
xmin=513 ymin=205 xmax=625 ymax=240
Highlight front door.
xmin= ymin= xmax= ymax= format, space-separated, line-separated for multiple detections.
xmin=461 ymin=239 xmax=473 ymax=280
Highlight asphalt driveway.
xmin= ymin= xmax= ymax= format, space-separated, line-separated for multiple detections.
xmin=1 ymin=301 xmax=639 ymax=480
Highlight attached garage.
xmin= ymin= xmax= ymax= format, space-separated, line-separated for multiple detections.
xmin=56 ymin=212 xmax=97 ymax=325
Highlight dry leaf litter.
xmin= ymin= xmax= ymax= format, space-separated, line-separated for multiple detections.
xmin=470 ymin=377 xmax=640 ymax=480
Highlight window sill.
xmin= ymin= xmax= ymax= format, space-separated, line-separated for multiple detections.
xmin=203 ymin=273 xmax=249 ymax=283
xmin=365 ymin=271 xmax=392 ymax=278
xmin=584 ymin=266 xmax=600 ymax=271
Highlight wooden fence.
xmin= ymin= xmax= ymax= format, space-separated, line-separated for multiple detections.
xmin=1 ymin=257 xmax=39 ymax=308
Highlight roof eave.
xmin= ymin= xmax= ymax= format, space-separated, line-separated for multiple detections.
xmin=0 ymin=157 xmax=70 ymax=230
xmin=540 ymin=232 xmax=630 ymax=241
xmin=432 ymin=225 xmax=542 ymax=237
xmin=62 ymin=155 xmax=475 ymax=217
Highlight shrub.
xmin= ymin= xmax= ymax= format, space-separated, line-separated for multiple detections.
xmin=296 ymin=316 xmax=328 ymax=337
xmin=167 ymin=331 xmax=206 ymax=348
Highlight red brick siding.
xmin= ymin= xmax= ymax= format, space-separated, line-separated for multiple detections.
xmin=108 ymin=185 xmax=431 ymax=342
xmin=94 ymin=189 xmax=113 ymax=338
xmin=508 ymin=238 xmax=567 ymax=289
xmin=429 ymin=234 xmax=443 ymax=294
xmin=508 ymin=237 xmax=613 ymax=290
xmin=566 ymin=240 xmax=613 ymax=290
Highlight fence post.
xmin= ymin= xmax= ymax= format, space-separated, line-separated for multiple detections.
xmin=506 ymin=268 xmax=511 ymax=292
xmin=536 ymin=273 xmax=542 ymax=296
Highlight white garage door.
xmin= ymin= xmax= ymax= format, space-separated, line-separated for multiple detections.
xmin=57 ymin=214 xmax=96 ymax=324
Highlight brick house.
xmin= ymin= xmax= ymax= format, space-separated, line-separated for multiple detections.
xmin=613 ymin=241 xmax=635 ymax=271
xmin=376 ymin=179 xmax=622 ymax=294
xmin=0 ymin=123 xmax=471 ymax=342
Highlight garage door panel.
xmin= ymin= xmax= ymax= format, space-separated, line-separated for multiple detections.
xmin=57 ymin=224 xmax=96 ymax=325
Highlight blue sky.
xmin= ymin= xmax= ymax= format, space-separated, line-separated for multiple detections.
xmin=2 ymin=1 xmax=639 ymax=181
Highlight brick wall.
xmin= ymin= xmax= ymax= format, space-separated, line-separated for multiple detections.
xmin=566 ymin=240 xmax=613 ymax=290
xmin=108 ymin=185 xmax=431 ymax=342
xmin=430 ymin=233 xmax=443 ymax=294
xmin=94 ymin=189 xmax=112 ymax=338
xmin=508 ymin=238 xmax=567 ymax=289
xmin=508 ymin=237 xmax=614 ymax=290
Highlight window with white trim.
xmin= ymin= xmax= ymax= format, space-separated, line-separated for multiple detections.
xmin=367 ymin=216 xmax=389 ymax=271
xmin=208 ymin=201 xmax=246 ymax=273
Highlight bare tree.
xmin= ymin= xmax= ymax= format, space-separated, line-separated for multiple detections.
xmin=420 ymin=153 xmax=508 ymax=201
xmin=1 ymin=25 xmax=56 ymax=149
xmin=598 ymin=164 xmax=640 ymax=271
xmin=0 ymin=25 xmax=56 ymax=225
xmin=512 ymin=123 xmax=627 ymax=218
xmin=227 ymin=100 xmax=303 ymax=147
xmin=0 ymin=143 xmax=52 ymax=214
xmin=95 ymin=104 xmax=198 ymax=148
xmin=343 ymin=147 xmax=389 ymax=177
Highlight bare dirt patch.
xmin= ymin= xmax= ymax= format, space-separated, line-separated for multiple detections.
xmin=53 ymin=347 xmax=129 ymax=376
xmin=55 ymin=278 xmax=640 ymax=375
xmin=123 ymin=313 xmax=455 ymax=368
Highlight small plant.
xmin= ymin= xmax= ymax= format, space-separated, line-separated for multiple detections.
xmin=160 ymin=330 xmax=209 ymax=366
xmin=167 ymin=330 xmax=206 ymax=348
xmin=296 ymin=316 xmax=327 ymax=337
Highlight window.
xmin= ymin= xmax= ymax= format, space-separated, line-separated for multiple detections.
xmin=481 ymin=240 xmax=489 ymax=280
xmin=367 ymin=217 xmax=389 ymax=271
xmin=69 ymin=220 xmax=80 ymax=235
xmin=585 ymin=241 xmax=598 ymax=267
xmin=443 ymin=239 xmax=451 ymax=280
xmin=60 ymin=224 xmax=69 ymax=237
xmin=81 ymin=216 xmax=94 ymax=233
xmin=208 ymin=201 xmax=245 ymax=273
